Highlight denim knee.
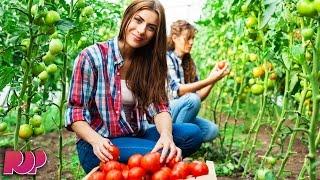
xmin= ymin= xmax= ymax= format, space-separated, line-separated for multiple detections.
xmin=173 ymin=123 xmax=203 ymax=157
xmin=185 ymin=93 xmax=201 ymax=111
xmin=203 ymin=122 xmax=219 ymax=142
xmin=76 ymin=139 xmax=100 ymax=174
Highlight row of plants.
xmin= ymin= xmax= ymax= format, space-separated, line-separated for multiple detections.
xmin=0 ymin=0 xmax=122 ymax=178
xmin=192 ymin=0 xmax=319 ymax=179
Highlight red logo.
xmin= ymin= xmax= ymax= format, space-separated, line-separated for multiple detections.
xmin=3 ymin=150 xmax=47 ymax=175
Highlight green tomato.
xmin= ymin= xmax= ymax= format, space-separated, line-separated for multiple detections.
xmin=81 ymin=6 xmax=94 ymax=16
xmin=75 ymin=0 xmax=86 ymax=9
xmin=248 ymin=78 xmax=255 ymax=85
xmin=246 ymin=16 xmax=257 ymax=28
xmin=21 ymin=39 xmax=30 ymax=51
xmin=33 ymin=126 xmax=45 ymax=136
xmin=49 ymin=39 xmax=63 ymax=55
xmin=44 ymin=10 xmax=61 ymax=25
xmin=46 ymin=64 xmax=58 ymax=74
xmin=38 ymin=71 xmax=48 ymax=81
xmin=0 ymin=122 xmax=8 ymax=132
xmin=265 ymin=156 xmax=277 ymax=166
xmin=256 ymin=169 xmax=268 ymax=180
xmin=267 ymin=79 xmax=275 ymax=89
xmin=30 ymin=115 xmax=42 ymax=128
xmin=294 ymin=92 xmax=301 ymax=102
xmin=19 ymin=124 xmax=33 ymax=139
xmin=34 ymin=16 xmax=45 ymax=26
xmin=301 ymin=28 xmax=314 ymax=40
xmin=32 ymin=106 xmax=41 ymax=113
xmin=241 ymin=4 xmax=248 ymax=12
xmin=42 ymin=52 xmax=56 ymax=65
xmin=251 ymin=84 xmax=264 ymax=95
xmin=32 ymin=62 xmax=46 ymax=76
xmin=297 ymin=0 xmax=317 ymax=17
xmin=306 ymin=90 xmax=312 ymax=98
xmin=31 ymin=5 xmax=38 ymax=16
xmin=79 ymin=15 xmax=87 ymax=23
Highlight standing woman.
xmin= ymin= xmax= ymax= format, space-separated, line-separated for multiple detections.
xmin=167 ymin=20 xmax=230 ymax=142
xmin=65 ymin=1 xmax=202 ymax=174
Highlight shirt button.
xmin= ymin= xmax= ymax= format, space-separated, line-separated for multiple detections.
xmin=115 ymin=111 xmax=119 ymax=114
xmin=117 ymin=72 xmax=120 ymax=75
xmin=118 ymin=90 xmax=120 ymax=94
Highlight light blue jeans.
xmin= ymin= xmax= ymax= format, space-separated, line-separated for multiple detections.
xmin=77 ymin=123 xmax=202 ymax=173
xmin=169 ymin=93 xmax=219 ymax=142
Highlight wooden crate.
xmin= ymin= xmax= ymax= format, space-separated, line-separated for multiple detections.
xmin=83 ymin=160 xmax=217 ymax=180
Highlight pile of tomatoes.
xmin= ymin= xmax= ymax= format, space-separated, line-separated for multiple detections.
xmin=88 ymin=146 xmax=209 ymax=180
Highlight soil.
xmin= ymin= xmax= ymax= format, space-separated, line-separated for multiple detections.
xmin=0 ymin=123 xmax=319 ymax=180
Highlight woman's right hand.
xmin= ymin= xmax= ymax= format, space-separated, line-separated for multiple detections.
xmin=91 ymin=136 xmax=114 ymax=163
xmin=208 ymin=60 xmax=230 ymax=81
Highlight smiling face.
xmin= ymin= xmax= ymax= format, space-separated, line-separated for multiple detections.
xmin=124 ymin=9 xmax=159 ymax=49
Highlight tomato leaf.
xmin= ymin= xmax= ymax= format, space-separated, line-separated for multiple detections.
xmin=260 ymin=2 xmax=277 ymax=29
xmin=281 ymin=49 xmax=291 ymax=70
xmin=289 ymin=74 xmax=298 ymax=93
xmin=264 ymin=0 xmax=281 ymax=5
xmin=56 ymin=19 xmax=75 ymax=33
xmin=0 ymin=67 xmax=15 ymax=91
xmin=265 ymin=171 xmax=276 ymax=180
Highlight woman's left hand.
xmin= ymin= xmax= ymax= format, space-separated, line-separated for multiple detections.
xmin=151 ymin=133 xmax=182 ymax=163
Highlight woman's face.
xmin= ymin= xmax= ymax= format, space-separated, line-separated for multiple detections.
xmin=173 ymin=30 xmax=194 ymax=54
xmin=125 ymin=9 xmax=159 ymax=48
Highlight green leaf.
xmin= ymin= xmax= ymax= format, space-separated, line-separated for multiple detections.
xmin=260 ymin=2 xmax=277 ymax=29
xmin=265 ymin=171 xmax=276 ymax=180
xmin=264 ymin=0 xmax=281 ymax=5
xmin=291 ymin=44 xmax=304 ymax=64
xmin=0 ymin=66 xmax=15 ymax=91
xmin=57 ymin=19 xmax=76 ymax=33
xmin=289 ymin=74 xmax=298 ymax=93
xmin=281 ymin=49 xmax=291 ymax=69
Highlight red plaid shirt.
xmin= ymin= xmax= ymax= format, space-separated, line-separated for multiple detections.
xmin=65 ymin=37 xmax=169 ymax=138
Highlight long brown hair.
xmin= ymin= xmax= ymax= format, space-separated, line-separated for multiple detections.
xmin=118 ymin=0 xmax=167 ymax=110
xmin=167 ymin=20 xmax=197 ymax=83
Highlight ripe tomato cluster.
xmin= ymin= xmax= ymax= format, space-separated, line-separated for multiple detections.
xmin=88 ymin=146 xmax=209 ymax=180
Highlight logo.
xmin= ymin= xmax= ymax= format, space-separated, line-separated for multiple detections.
xmin=3 ymin=150 xmax=47 ymax=175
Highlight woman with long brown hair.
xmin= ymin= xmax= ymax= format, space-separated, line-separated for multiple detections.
xmin=65 ymin=1 xmax=202 ymax=173
xmin=167 ymin=20 xmax=230 ymax=142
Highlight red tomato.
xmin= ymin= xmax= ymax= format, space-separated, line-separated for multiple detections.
xmin=152 ymin=169 xmax=171 ymax=180
xmin=100 ymin=160 xmax=122 ymax=174
xmin=109 ymin=145 xmax=120 ymax=161
xmin=189 ymin=161 xmax=209 ymax=177
xmin=88 ymin=171 xmax=105 ymax=180
xmin=171 ymin=162 xmax=189 ymax=179
xmin=128 ymin=166 xmax=146 ymax=180
xmin=217 ymin=61 xmax=226 ymax=69
xmin=140 ymin=152 xmax=162 ymax=173
xmin=120 ymin=163 xmax=129 ymax=171
xmin=128 ymin=154 xmax=143 ymax=168
xmin=105 ymin=169 xmax=124 ymax=180
xmin=166 ymin=156 xmax=181 ymax=169
xmin=122 ymin=169 xmax=129 ymax=179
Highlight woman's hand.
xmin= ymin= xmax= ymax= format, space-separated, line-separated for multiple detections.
xmin=208 ymin=60 xmax=230 ymax=81
xmin=151 ymin=132 xmax=182 ymax=163
xmin=90 ymin=136 xmax=114 ymax=163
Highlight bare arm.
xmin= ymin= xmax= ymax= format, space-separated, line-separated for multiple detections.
xmin=152 ymin=112 xmax=182 ymax=163
xmin=197 ymin=84 xmax=214 ymax=101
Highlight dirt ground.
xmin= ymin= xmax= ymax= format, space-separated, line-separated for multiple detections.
xmin=0 ymin=125 xmax=319 ymax=180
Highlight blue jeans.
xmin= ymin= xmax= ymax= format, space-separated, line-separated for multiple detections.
xmin=76 ymin=123 xmax=202 ymax=173
xmin=170 ymin=93 xmax=219 ymax=142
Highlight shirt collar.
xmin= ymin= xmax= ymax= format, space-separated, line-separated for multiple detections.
xmin=112 ymin=37 xmax=125 ymax=67
xmin=170 ymin=50 xmax=182 ymax=64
